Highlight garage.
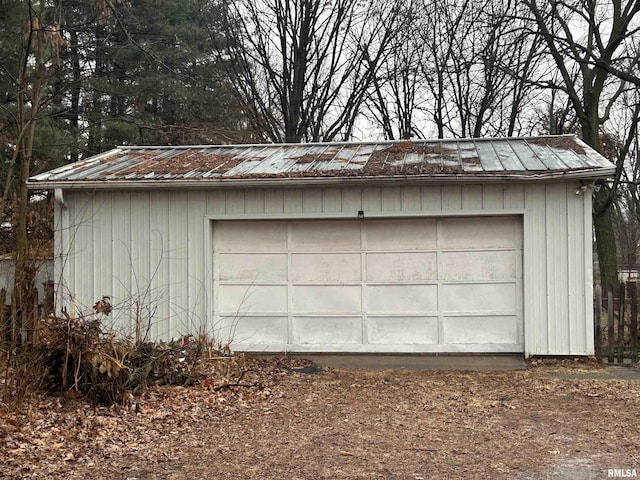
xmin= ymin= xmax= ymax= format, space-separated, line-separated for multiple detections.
xmin=30 ymin=135 xmax=615 ymax=356
xmin=213 ymin=216 xmax=522 ymax=353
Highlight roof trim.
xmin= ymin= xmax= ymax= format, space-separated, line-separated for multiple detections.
xmin=109 ymin=133 xmax=576 ymax=150
xmin=27 ymin=167 xmax=615 ymax=191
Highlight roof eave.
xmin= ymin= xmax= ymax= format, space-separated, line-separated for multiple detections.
xmin=26 ymin=168 xmax=616 ymax=191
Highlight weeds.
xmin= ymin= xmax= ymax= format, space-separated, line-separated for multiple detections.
xmin=1 ymin=312 xmax=237 ymax=408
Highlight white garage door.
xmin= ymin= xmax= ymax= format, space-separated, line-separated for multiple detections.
xmin=212 ymin=217 xmax=523 ymax=353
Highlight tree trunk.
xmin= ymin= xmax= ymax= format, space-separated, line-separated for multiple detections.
xmin=593 ymin=185 xmax=618 ymax=289
xmin=580 ymin=100 xmax=618 ymax=290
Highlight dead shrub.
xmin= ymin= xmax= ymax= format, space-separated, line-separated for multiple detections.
xmin=2 ymin=314 xmax=234 ymax=408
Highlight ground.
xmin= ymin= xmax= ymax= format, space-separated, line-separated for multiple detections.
xmin=1 ymin=358 xmax=639 ymax=479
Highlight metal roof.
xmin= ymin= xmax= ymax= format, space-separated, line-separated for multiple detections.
xmin=28 ymin=135 xmax=616 ymax=190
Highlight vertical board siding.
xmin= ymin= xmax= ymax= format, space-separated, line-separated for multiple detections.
xmin=283 ymin=189 xmax=303 ymax=213
xmin=382 ymin=187 xmax=402 ymax=211
xmin=322 ymin=188 xmax=342 ymax=212
xmin=53 ymin=202 xmax=65 ymax=308
xmin=302 ymin=189 xmax=323 ymax=213
xmin=504 ymin=184 xmax=525 ymax=209
xmin=188 ymin=191 xmax=208 ymax=334
xmin=482 ymin=184 xmax=504 ymax=209
xmin=93 ymin=193 xmax=112 ymax=309
xmin=245 ymin=190 xmax=265 ymax=214
xmin=442 ymin=185 xmax=462 ymax=210
xmin=342 ymin=189 xmax=362 ymax=212
xmin=524 ymin=184 xmax=548 ymax=355
xmin=401 ymin=186 xmax=422 ymax=211
xmin=131 ymin=191 xmax=154 ymax=338
xmin=168 ymin=191 xmax=190 ymax=337
xmin=67 ymin=192 xmax=92 ymax=312
xmin=363 ymin=187 xmax=382 ymax=212
xmin=567 ymin=185 xmax=585 ymax=354
xmin=130 ymin=191 xmax=151 ymax=295
xmin=583 ymin=192 xmax=595 ymax=354
xmin=264 ymin=190 xmax=284 ymax=214
xmin=59 ymin=182 xmax=594 ymax=355
xmin=422 ymin=186 xmax=442 ymax=210
xmin=110 ymin=191 xmax=132 ymax=332
xmin=545 ymin=184 xmax=569 ymax=354
xmin=462 ymin=185 xmax=483 ymax=210
xmin=225 ymin=191 xmax=245 ymax=214
xmin=149 ymin=191 xmax=170 ymax=339
xmin=207 ymin=190 xmax=226 ymax=214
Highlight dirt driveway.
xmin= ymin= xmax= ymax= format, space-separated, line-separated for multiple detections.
xmin=2 ymin=359 xmax=639 ymax=479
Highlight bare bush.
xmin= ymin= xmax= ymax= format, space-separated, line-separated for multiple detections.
xmin=1 ymin=312 xmax=237 ymax=408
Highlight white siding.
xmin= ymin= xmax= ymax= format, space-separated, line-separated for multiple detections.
xmin=0 ymin=258 xmax=53 ymax=303
xmin=56 ymin=182 xmax=594 ymax=355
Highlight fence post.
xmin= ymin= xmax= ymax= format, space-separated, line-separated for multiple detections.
xmin=0 ymin=288 xmax=6 ymax=349
xmin=43 ymin=280 xmax=54 ymax=316
xmin=32 ymin=287 xmax=39 ymax=343
xmin=618 ymin=282 xmax=626 ymax=363
xmin=11 ymin=286 xmax=18 ymax=345
xmin=608 ymin=287 xmax=615 ymax=363
xmin=595 ymin=284 xmax=603 ymax=361
xmin=630 ymin=282 xmax=638 ymax=363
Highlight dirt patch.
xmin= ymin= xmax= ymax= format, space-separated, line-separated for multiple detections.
xmin=2 ymin=361 xmax=638 ymax=479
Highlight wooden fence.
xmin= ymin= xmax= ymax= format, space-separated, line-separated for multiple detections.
xmin=1 ymin=282 xmax=55 ymax=347
xmin=594 ymin=282 xmax=639 ymax=363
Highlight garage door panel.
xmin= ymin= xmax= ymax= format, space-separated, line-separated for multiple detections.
xmin=442 ymin=316 xmax=519 ymax=344
xmin=292 ymin=285 xmax=361 ymax=314
xmin=441 ymin=283 xmax=516 ymax=313
xmin=293 ymin=317 xmax=362 ymax=344
xmin=366 ymin=253 xmax=437 ymax=281
xmin=214 ymin=221 xmax=287 ymax=251
xmin=227 ymin=316 xmax=288 ymax=344
xmin=213 ymin=216 xmax=523 ymax=353
xmin=218 ymin=285 xmax=287 ymax=314
xmin=367 ymin=316 xmax=438 ymax=344
xmin=365 ymin=219 xmax=437 ymax=250
xmin=440 ymin=251 xmax=516 ymax=281
xmin=218 ymin=253 xmax=287 ymax=281
xmin=438 ymin=217 xmax=517 ymax=248
xmin=291 ymin=220 xmax=361 ymax=250
xmin=292 ymin=253 xmax=361 ymax=282
xmin=365 ymin=285 xmax=437 ymax=314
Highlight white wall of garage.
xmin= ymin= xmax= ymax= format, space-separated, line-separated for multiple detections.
xmin=55 ymin=181 xmax=593 ymax=356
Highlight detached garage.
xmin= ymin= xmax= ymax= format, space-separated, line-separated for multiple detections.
xmin=28 ymin=135 xmax=615 ymax=356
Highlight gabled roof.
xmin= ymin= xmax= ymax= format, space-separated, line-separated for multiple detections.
xmin=28 ymin=135 xmax=616 ymax=190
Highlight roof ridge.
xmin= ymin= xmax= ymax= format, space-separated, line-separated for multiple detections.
xmin=117 ymin=134 xmax=578 ymax=150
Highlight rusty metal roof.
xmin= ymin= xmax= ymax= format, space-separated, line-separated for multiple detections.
xmin=28 ymin=135 xmax=615 ymax=189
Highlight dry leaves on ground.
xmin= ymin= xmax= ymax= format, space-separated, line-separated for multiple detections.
xmin=2 ymin=359 xmax=640 ymax=479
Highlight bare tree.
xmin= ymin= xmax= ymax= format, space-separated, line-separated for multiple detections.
xmin=417 ymin=0 xmax=472 ymax=138
xmin=363 ymin=1 xmax=424 ymax=140
xmin=0 ymin=0 xmax=66 ymax=343
xmin=367 ymin=0 xmax=545 ymax=140
xmin=443 ymin=0 xmax=545 ymax=138
xmin=212 ymin=0 xmax=399 ymax=143
xmin=524 ymin=0 xmax=640 ymax=289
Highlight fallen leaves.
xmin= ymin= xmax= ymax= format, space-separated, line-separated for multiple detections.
xmin=2 ymin=415 xmax=19 ymax=427
xmin=1 ymin=361 xmax=639 ymax=479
